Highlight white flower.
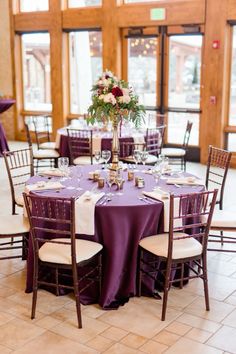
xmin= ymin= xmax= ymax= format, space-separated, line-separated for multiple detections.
xmin=103 ymin=93 xmax=116 ymax=105
xmin=102 ymin=79 xmax=109 ymax=87
xmin=119 ymin=95 xmax=131 ymax=104
xmin=99 ymin=94 xmax=104 ymax=100
xmin=97 ymin=80 xmax=103 ymax=86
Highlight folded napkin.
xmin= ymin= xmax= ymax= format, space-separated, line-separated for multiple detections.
xmin=75 ymin=192 xmax=105 ymax=235
xmin=143 ymin=190 xmax=181 ymax=232
xmin=39 ymin=168 xmax=65 ymax=177
xmin=25 ymin=181 xmax=65 ymax=193
xmin=166 ymin=177 xmax=205 ymax=186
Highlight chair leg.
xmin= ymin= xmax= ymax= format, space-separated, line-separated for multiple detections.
xmin=72 ymin=264 xmax=82 ymax=328
xmin=161 ymin=262 xmax=172 ymax=321
xmin=98 ymin=253 xmax=102 ymax=297
xmin=179 ymin=263 xmax=184 ymax=289
xmin=31 ymin=261 xmax=39 ymax=319
xmin=202 ymin=255 xmax=210 ymax=311
xmin=220 ymin=230 xmax=224 ymax=246
xmin=137 ymin=249 xmax=142 ymax=297
xmin=55 ymin=267 xmax=59 ymax=296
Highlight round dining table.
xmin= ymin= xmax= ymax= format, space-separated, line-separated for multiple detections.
xmin=0 ymin=99 xmax=14 ymax=156
xmin=25 ymin=165 xmax=205 ymax=309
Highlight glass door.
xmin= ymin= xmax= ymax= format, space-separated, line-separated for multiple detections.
xmin=123 ymin=26 xmax=203 ymax=148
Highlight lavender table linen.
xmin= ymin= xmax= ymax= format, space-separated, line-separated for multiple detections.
xmin=25 ymin=166 xmax=204 ymax=309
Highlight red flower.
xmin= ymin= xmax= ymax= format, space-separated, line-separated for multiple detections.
xmin=105 ymin=74 xmax=110 ymax=79
xmin=111 ymin=87 xmax=123 ymax=97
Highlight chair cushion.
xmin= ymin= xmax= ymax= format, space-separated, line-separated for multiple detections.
xmin=211 ymin=210 xmax=236 ymax=228
xmin=39 ymin=238 xmax=103 ymax=265
xmin=162 ymin=148 xmax=186 ymax=157
xmin=73 ymin=156 xmax=92 ymax=165
xmin=33 ymin=149 xmax=59 ymax=159
xmin=15 ymin=194 xmax=24 ymax=206
xmin=0 ymin=215 xmax=29 ymax=235
xmin=39 ymin=142 xmax=56 ymax=150
xmin=139 ymin=233 xmax=202 ymax=260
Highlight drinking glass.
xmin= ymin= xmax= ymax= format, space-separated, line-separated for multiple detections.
xmin=102 ymin=150 xmax=111 ymax=169
xmin=133 ymin=149 xmax=141 ymax=170
xmin=116 ymin=170 xmax=124 ymax=196
xmin=141 ymin=151 xmax=149 ymax=166
xmin=58 ymin=157 xmax=69 ymax=181
xmin=94 ymin=150 xmax=101 ymax=164
xmin=160 ymin=156 xmax=169 ymax=175
xmin=76 ymin=166 xmax=83 ymax=190
xmin=152 ymin=170 xmax=161 ymax=189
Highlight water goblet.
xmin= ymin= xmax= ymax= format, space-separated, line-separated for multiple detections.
xmin=152 ymin=170 xmax=161 ymax=190
xmin=102 ymin=150 xmax=111 ymax=170
xmin=94 ymin=150 xmax=101 ymax=164
xmin=141 ymin=150 xmax=149 ymax=166
xmin=58 ymin=157 xmax=69 ymax=181
xmin=116 ymin=170 xmax=124 ymax=196
xmin=76 ymin=166 xmax=83 ymax=190
xmin=133 ymin=149 xmax=141 ymax=170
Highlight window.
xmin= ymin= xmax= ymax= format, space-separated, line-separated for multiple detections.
xmin=68 ymin=0 xmax=102 ymax=7
xmin=21 ymin=33 xmax=51 ymax=111
xmin=69 ymin=31 xmax=102 ymax=114
xmin=127 ymin=37 xmax=158 ymax=107
xmin=229 ymin=26 xmax=236 ymax=126
xmin=20 ymin=0 xmax=48 ymax=12
xmin=124 ymin=0 xmax=162 ymax=3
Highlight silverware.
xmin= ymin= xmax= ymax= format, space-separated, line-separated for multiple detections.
xmin=139 ymin=196 xmax=153 ymax=204
xmin=98 ymin=196 xmax=107 ymax=205
xmin=174 ymin=184 xmax=181 ymax=188
xmin=103 ymin=197 xmax=112 ymax=205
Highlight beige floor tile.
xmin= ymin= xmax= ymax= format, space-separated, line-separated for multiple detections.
xmin=51 ymin=307 xmax=78 ymax=322
xmin=101 ymin=326 xmax=128 ymax=341
xmin=103 ymin=342 xmax=143 ymax=354
xmin=177 ymin=313 xmax=221 ymax=333
xmin=34 ymin=315 xmax=62 ymax=329
xmin=184 ymin=297 xmax=235 ymax=322
xmin=50 ymin=315 xmax=110 ymax=344
xmin=185 ymin=328 xmax=212 ymax=343
xmin=0 ymin=312 xmax=15 ymax=326
xmin=152 ymin=330 xmax=180 ymax=346
xmin=99 ymin=297 xmax=182 ymax=338
xmin=0 ymin=286 xmax=17 ymax=298
xmin=225 ymin=294 xmax=236 ymax=306
xmin=121 ymin=333 xmax=147 ymax=349
xmin=86 ymin=335 xmax=114 ymax=352
xmin=82 ymin=304 xmax=106 ymax=319
xmin=165 ymin=321 xmax=192 ymax=335
xmin=208 ymin=259 xmax=236 ymax=276
xmin=140 ymin=340 xmax=168 ymax=353
xmin=0 ymin=344 xmax=12 ymax=353
xmin=207 ymin=325 xmax=236 ymax=353
xmin=222 ymin=309 xmax=236 ymax=328
xmin=0 ymin=318 xmax=45 ymax=350
xmin=13 ymin=331 xmax=99 ymax=354
xmin=164 ymin=337 xmax=223 ymax=354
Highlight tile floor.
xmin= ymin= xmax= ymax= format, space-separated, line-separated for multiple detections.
xmin=0 ymin=141 xmax=236 ymax=353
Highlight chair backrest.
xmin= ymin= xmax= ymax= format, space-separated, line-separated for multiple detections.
xmin=148 ymin=112 xmax=166 ymax=127
xmin=67 ymin=128 xmax=93 ymax=164
xmin=168 ymin=189 xmax=218 ymax=260
xmin=205 ymin=146 xmax=232 ymax=209
xmin=33 ymin=116 xmax=51 ymax=149
xmin=23 ymin=193 xmax=76 ymax=265
xmin=24 ymin=122 xmax=33 ymax=147
xmin=182 ymin=121 xmax=193 ymax=149
xmin=4 ymin=147 xmax=34 ymax=214
xmin=119 ymin=141 xmax=145 ymax=158
xmin=146 ymin=125 xmax=166 ymax=156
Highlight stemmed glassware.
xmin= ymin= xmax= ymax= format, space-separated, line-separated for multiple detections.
xmin=152 ymin=169 xmax=161 ymax=190
xmin=133 ymin=149 xmax=141 ymax=170
xmin=76 ymin=166 xmax=83 ymax=190
xmin=116 ymin=170 xmax=124 ymax=196
xmin=141 ymin=151 xmax=149 ymax=166
xmin=102 ymin=150 xmax=111 ymax=170
xmin=58 ymin=157 xmax=69 ymax=181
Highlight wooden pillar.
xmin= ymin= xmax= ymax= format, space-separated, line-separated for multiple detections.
xmin=49 ymin=0 xmax=65 ymax=137
xmin=200 ymin=0 xmax=228 ymax=163
xmin=102 ymin=0 xmax=121 ymax=78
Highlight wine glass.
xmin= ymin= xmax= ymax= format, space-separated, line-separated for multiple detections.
xmin=141 ymin=151 xmax=148 ymax=166
xmin=116 ymin=170 xmax=124 ymax=196
xmin=133 ymin=149 xmax=141 ymax=170
xmin=152 ymin=170 xmax=161 ymax=190
xmin=160 ymin=156 xmax=169 ymax=175
xmin=76 ymin=166 xmax=83 ymax=190
xmin=102 ymin=150 xmax=111 ymax=169
xmin=58 ymin=157 xmax=69 ymax=181
xmin=94 ymin=150 xmax=101 ymax=164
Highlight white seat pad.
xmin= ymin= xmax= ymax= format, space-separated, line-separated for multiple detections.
xmin=139 ymin=232 xmax=202 ymax=260
xmin=211 ymin=210 xmax=236 ymax=228
xmin=39 ymin=142 xmax=56 ymax=150
xmin=39 ymin=238 xmax=103 ymax=265
xmin=0 ymin=215 xmax=29 ymax=235
xmin=162 ymin=148 xmax=186 ymax=157
xmin=15 ymin=194 xmax=24 ymax=206
xmin=33 ymin=149 xmax=59 ymax=159
xmin=73 ymin=156 xmax=92 ymax=165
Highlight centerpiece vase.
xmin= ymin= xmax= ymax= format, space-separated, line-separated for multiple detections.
xmin=110 ymin=113 xmax=120 ymax=171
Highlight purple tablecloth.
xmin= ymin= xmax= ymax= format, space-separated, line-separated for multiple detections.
xmin=25 ymin=166 xmax=204 ymax=309
xmin=0 ymin=99 xmax=15 ymax=156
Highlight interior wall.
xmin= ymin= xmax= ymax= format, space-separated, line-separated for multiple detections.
xmin=0 ymin=0 xmax=14 ymax=139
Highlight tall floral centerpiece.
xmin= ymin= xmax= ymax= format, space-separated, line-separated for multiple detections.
xmin=88 ymin=70 xmax=145 ymax=170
